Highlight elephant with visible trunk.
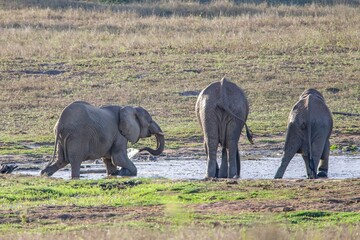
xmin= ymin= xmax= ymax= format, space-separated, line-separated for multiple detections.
xmin=275 ymin=89 xmax=333 ymax=179
xmin=40 ymin=101 xmax=164 ymax=179
xmin=195 ymin=78 xmax=253 ymax=179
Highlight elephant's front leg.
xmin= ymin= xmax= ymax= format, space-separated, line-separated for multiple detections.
xmin=113 ymin=152 xmax=137 ymax=176
xmin=102 ymin=157 xmax=119 ymax=176
xmin=107 ymin=135 xmax=137 ymax=176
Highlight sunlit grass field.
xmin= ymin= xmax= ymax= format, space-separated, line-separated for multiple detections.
xmin=0 ymin=0 xmax=359 ymax=153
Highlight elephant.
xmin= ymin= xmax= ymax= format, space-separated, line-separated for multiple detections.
xmin=40 ymin=101 xmax=164 ymax=179
xmin=195 ymin=78 xmax=253 ymax=179
xmin=274 ymin=89 xmax=333 ymax=179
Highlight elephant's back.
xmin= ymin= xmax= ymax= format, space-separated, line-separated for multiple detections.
xmin=290 ymin=95 xmax=332 ymax=129
xmin=196 ymin=79 xmax=249 ymax=121
xmin=307 ymin=94 xmax=333 ymax=128
xmin=198 ymin=81 xmax=246 ymax=101
xmin=196 ymin=82 xmax=219 ymax=113
xmin=59 ymin=102 xmax=100 ymax=128
xmin=198 ymin=81 xmax=220 ymax=99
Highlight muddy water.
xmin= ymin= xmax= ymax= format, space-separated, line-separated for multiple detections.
xmin=15 ymin=155 xmax=359 ymax=180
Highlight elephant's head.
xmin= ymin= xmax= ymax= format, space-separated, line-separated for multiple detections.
xmin=119 ymin=106 xmax=164 ymax=156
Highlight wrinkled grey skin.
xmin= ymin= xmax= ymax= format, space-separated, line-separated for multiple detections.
xmin=40 ymin=101 xmax=164 ymax=179
xmin=275 ymin=89 xmax=333 ymax=179
xmin=195 ymin=78 xmax=253 ymax=179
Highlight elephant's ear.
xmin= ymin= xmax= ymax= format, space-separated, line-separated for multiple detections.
xmin=119 ymin=106 xmax=140 ymax=144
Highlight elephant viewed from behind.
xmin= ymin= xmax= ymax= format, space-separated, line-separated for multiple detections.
xmin=275 ymin=89 xmax=333 ymax=179
xmin=40 ymin=101 xmax=165 ymax=179
xmin=195 ymin=78 xmax=253 ymax=179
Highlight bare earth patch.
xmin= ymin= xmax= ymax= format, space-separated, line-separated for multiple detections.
xmin=194 ymin=179 xmax=360 ymax=214
xmin=0 ymin=205 xmax=165 ymax=227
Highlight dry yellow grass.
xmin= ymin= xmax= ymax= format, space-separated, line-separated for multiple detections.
xmin=5 ymin=224 xmax=360 ymax=240
xmin=0 ymin=0 xmax=359 ymax=150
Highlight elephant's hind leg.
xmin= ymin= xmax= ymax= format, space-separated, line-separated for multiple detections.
xmin=70 ymin=160 xmax=82 ymax=179
xmin=41 ymin=159 xmax=68 ymax=177
xmin=301 ymin=154 xmax=315 ymax=179
xmin=219 ymin=147 xmax=227 ymax=178
xmin=204 ymin=136 xmax=219 ymax=178
xmin=275 ymin=150 xmax=298 ymax=179
xmin=308 ymin=135 xmax=327 ymax=179
xmin=66 ymin=139 xmax=85 ymax=179
xmin=275 ymin=123 xmax=303 ymax=178
xmin=40 ymin=144 xmax=68 ymax=176
xmin=236 ymin=148 xmax=240 ymax=177
xmin=274 ymin=128 xmax=302 ymax=179
xmin=318 ymin=139 xmax=330 ymax=178
xmin=225 ymin=141 xmax=239 ymax=178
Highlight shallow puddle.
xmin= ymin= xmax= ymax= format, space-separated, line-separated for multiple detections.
xmin=14 ymin=155 xmax=360 ymax=180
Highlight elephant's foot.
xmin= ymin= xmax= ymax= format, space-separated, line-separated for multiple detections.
xmin=218 ymin=168 xmax=228 ymax=178
xmin=118 ymin=168 xmax=137 ymax=176
xmin=215 ymin=166 xmax=219 ymax=178
xmin=317 ymin=171 xmax=328 ymax=178
xmin=105 ymin=167 xmax=120 ymax=176
xmin=40 ymin=161 xmax=67 ymax=177
xmin=40 ymin=168 xmax=55 ymax=177
xmin=104 ymin=169 xmax=121 ymax=176
xmin=274 ymin=173 xmax=283 ymax=179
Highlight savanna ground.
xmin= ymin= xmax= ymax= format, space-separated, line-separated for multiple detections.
xmin=0 ymin=0 xmax=359 ymax=239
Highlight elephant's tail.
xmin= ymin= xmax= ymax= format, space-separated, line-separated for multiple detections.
xmin=45 ymin=129 xmax=59 ymax=168
xmin=244 ymin=124 xmax=254 ymax=144
xmin=219 ymin=77 xmax=254 ymax=144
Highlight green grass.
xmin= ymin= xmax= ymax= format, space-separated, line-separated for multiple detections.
xmin=0 ymin=177 xmax=291 ymax=207
xmin=282 ymin=211 xmax=360 ymax=226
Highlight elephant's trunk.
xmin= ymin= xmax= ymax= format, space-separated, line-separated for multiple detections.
xmin=139 ymin=133 xmax=164 ymax=156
